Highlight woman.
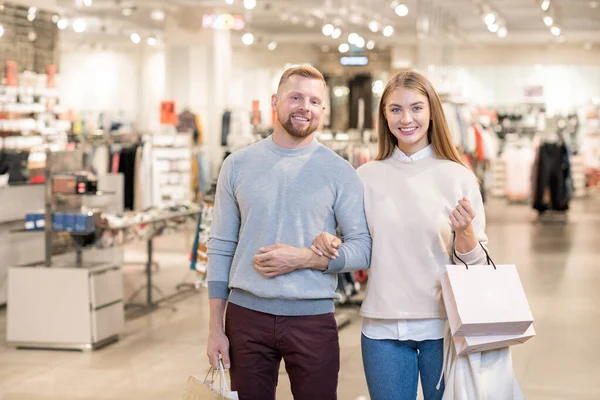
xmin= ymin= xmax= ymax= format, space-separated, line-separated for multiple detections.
xmin=311 ymin=71 xmax=489 ymax=399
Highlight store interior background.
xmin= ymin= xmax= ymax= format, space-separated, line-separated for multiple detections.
xmin=0 ymin=0 xmax=599 ymax=399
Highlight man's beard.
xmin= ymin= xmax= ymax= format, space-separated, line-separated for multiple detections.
xmin=279 ymin=113 xmax=318 ymax=138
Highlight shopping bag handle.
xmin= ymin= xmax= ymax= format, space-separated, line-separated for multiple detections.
xmin=452 ymin=237 xmax=497 ymax=270
xmin=203 ymin=359 xmax=232 ymax=394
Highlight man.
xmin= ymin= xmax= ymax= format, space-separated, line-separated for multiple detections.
xmin=206 ymin=65 xmax=371 ymax=400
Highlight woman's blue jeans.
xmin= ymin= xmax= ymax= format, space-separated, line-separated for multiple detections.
xmin=361 ymin=334 xmax=445 ymax=400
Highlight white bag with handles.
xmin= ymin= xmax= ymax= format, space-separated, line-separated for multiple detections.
xmin=182 ymin=360 xmax=239 ymax=400
xmin=442 ymin=244 xmax=534 ymax=337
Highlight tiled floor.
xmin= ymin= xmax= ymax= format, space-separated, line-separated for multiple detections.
xmin=1 ymin=196 xmax=600 ymax=399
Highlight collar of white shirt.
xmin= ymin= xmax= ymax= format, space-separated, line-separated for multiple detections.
xmin=394 ymin=145 xmax=433 ymax=162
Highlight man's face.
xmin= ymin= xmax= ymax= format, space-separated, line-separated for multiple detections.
xmin=273 ymin=75 xmax=326 ymax=138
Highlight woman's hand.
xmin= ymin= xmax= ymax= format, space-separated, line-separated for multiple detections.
xmin=450 ymin=197 xmax=476 ymax=233
xmin=310 ymin=232 xmax=342 ymax=260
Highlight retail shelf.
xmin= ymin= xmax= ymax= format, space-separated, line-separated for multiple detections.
xmin=101 ymin=210 xmax=201 ymax=231
xmin=53 ymin=191 xmax=116 ymax=196
xmin=10 ymin=228 xmax=95 ymax=235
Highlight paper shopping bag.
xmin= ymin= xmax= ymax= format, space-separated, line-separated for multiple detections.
xmin=182 ymin=361 xmax=239 ymax=400
xmin=441 ymin=262 xmax=534 ymax=337
xmin=453 ymin=324 xmax=536 ymax=356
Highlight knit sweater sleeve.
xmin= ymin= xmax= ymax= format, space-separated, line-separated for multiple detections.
xmin=326 ymin=163 xmax=372 ymax=273
xmin=206 ymin=155 xmax=240 ymax=299
xmin=452 ymin=173 xmax=490 ymax=266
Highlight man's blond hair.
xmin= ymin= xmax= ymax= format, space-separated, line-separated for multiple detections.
xmin=277 ymin=65 xmax=326 ymax=90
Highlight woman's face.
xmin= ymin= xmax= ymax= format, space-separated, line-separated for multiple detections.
xmin=384 ymin=87 xmax=431 ymax=156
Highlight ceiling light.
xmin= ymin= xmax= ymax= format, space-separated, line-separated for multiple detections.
xmin=497 ymin=27 xmax=508 ymax=38
xmin=391 ymin=0 xmax=399 ymax=8
xmin=541 ymin=0 xmax=550 ymax=11
xmin=551 ymin=26 xmax=561 ymax=36
xmin=348 ymin=32 xmax=359 ymax=44
xmin=590 ymin=1 xmax=599 ymax=8
xmin=395 ymin=4 xmax=409 ymax=17
xmin=484 ymin=13 xmax=496 ymax=25
xmin=52 ymin=15 xmax=60 ymax=23
xmin=27 ymin=13 xmax=36 ymax=22
xmin=369 ymin=21 xmax=379 ymax=32
xmin=147 ymin=36 xmax=158 ymax=46
xmin=122 ymin=8 xmax=133 ymax=16
xmin=151 ymin=9 xmax=165 ymax=21
xmin=366 ymin=40 xmax=375 ymax=50
xmin=290 ymin=15 xmax=299 ymax=24
xmin=28 ymin=7 xmax=37 ymax=15
xmin=242 ymin=32 xmax=254 ymax=45
xmin=322 ymin=24 xmax=334 ymax=36
xmin=488 ymin=23 xmax=499 ymax=33
xmin=57 ymin=18 xmax=69 ymax=29
xmin=72 ymin=19 xmax=86 ymax=33
xmin=383 ymin=25 xmax=394 ymax=36
xmin=305 ymin=19 xmax=315 ymax=28
xmin=225 ymin=0 xmax=234 ymax=3
xmin=83 ymin=0 xmax=92 ymax=6
xmin=338 ymin=43 xmax=350 ymax=53
xmin=351 ymin=14 xmax=363 ymax=24
xmin=331 ymin=28 xmax=342 ymax=39
xmin=355 ymin=37 xmax=365 ymax=48
xmin=130 ymin=33 xmax=141 ymax=44
xmin=268 ymin=41 xmax=278 ymax=51
xmin=244 ymin=0 xmax=256 ymax=10
xmin=28 ymin=31 xmax=37 ymax=41
xmin=0 ymin=25 xmax=3 ymax=37
xmin=543 ymin=16 xmax=553 ymax=26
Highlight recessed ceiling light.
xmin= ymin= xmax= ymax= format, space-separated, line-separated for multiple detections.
xmin=367 ymin=40 xmax=375 ymax=50
xmin=72 ymin=19 xmax=86 ymax=33
xmin=225 ymin=0 xmax=234 ymax=3
xmin=322 ymin=24 xmax=334 ymax=36
xmin=395 ymin=4 xmax=409 ymax=17
xmin=497 ymin=27 xmax=508 ymax=38
xmin=331 ymin=28 xmax=342 ymax=39
xmin=28 ymin=31 xmax=37 ymax=41
xmin=242 ymin=32 xmax=254 ymax=45
xmin=122 ymin=8 xmax=133 ymax=17
xmin=355 ymin=37 xmax=365 ymax=48
xmin=348 ymin=33 xmax=359 ymax=44
xmin=338 ymin=43 xmax=350 ymax=53
xmin=0 ymin=25 xmax=4 ymax=37
xmin=551 ymin=25 xmax=561 ymax=36
xmin=151 ymin=9 xmax=165 ymax=21
xmin=484 ymin=13 xmax=496 ymax=25
xmin=130 ymin=33 xmax=141 ymax=44
xmin=243 ymin=0 xmax=256 ymax=10
xmin=543 ymin=16 xmax=553 ymax=26
xmin=369 ymin=21 xmax=379 ymax=33
xmin=268 ymin=41 xmax=278 ymax=51
xmin=488 ymin=23 xmax=499 ymax=33
xmin=541 ymin=0 xmax=551 ymax=11
xmin=57 ymin=18 xmax=69 ymax=29
xmin=147 ymin=36 xmax=158 ymax=46
xmin=383 ymin=25 xmax=394 ymax=37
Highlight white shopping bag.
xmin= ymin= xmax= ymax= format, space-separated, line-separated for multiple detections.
xmin=182 ymin=360 xmax=239 ymax=400
xmin=441 ymin=245 xmax=534 ymax=337
xmin=453 ymin=324 xmax=536 ymax=356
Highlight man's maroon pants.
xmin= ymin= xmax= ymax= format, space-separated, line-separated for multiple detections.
xmin=225 ymin=303 xmax=340 ymax=400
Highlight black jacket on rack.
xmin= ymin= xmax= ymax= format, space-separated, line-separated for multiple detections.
xmin=532 ymin=142 xmax=572 ymax=213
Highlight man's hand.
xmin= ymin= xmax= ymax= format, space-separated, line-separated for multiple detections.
xmin=254 ymin=244 xmax=312 ymax=278
xmin=207 ymin=327 xmax=231 ymax=370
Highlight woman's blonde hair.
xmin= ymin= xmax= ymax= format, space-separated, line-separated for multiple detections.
xmin=375 ymin=70 xmax=468 ymax=170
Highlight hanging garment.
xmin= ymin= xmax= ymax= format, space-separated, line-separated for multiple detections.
xmin=118 ymin=145 xmax=139 ymax=210
xmin=92 ymin=145 xmax=110 ymax=176
xmin=177 ymin=110 xmax=200 ymax=143
xmin=221 ymin=111 xmax=232 ymax=146
xmin=533 ymin=143 xmax=570 ymax=213
xmin=502 ymin=145 xmax=535 ymax=202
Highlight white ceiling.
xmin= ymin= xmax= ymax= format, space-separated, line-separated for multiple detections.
xmin=36 ymin=0 xmax=600 ymax=49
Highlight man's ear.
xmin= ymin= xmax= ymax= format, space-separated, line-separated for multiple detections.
xmin=271 ymin=94 xmax=278 ymax=110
